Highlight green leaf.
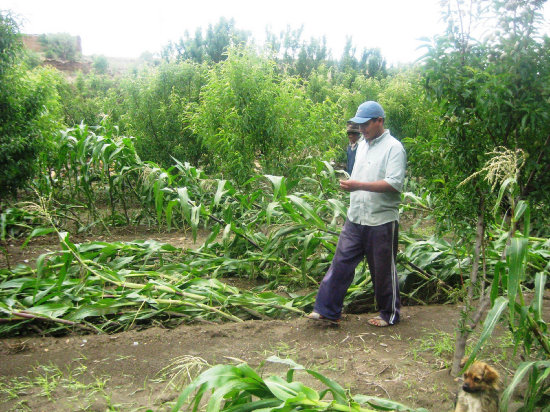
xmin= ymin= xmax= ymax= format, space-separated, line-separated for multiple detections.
xmin=165 ymin=199 xmax=179 ymax=231
xmin=213 ymin=179 xmax=228 ymax=208
xmin=191 ymin=205 xmax=201 ymax=242
xmin=531 ymin=272 xmax=546 ymax=322
xmin=463 ymin=297 xmax=508 ymax=371
xmin=506 ymin=237 xmax=528 ymax=319
xmin=266 ymin=202 xmax=279 ymax=226
xmin=177 ymin=187 xmax=192 ymax=222
xmin=22 ymin=227 xmax=56 ymax=248
xmin=513 ymin=200 xmax=527 ymax=222
xmin=266 ymin=356 xmax=304 ymax=370
xmin=354 ymin=394 xmax=429 ymax=411
xmin=305 ymin=369 xmax=347 ymax=404
xmin=24 ymin=302 xmax=71 ymax=319
xmin=172 ymin=365 xmax=243 ymax=412
xmin=264 ymin=175 xmax=286 ymax=200
xmin=206 ymin=380 xmax=253 ymax=412
xmin=222 ymin=398 xmax=282 ymax=412
xmin=286 ymin=195 xmax=325 ymax=228
xmin=154 ymin=180 xmax=164 ymax=224
xmin=501 ymin=361 xmax=550 ymax=411
xmin=493 ymin=177 xmax=514 ymax=216
xmin=264 ymin=376 xmax=301 ymax=401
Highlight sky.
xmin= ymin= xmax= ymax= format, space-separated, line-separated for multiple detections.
xmin=2 ymin=0 xmax=550 ymax=66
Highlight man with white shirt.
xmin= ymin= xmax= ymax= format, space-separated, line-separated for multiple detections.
xmin=307 ymin=101 xmax=407 ymax=326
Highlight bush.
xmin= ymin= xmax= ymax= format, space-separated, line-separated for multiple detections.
xmin=92 ymin=55 xmax=109 ymax=74
xmin=38 ymin=33 xmax=80 ymax=61
xmin=112 ymin=61 xmax=207 ymax=168
xmin=191 ymin=46 xmax=344 ymax=183
xmin=0 ymin=12 xmax=64 ymax=198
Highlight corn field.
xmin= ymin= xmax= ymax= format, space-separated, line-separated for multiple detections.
xmin=1 ymin=124 xmax=549 ymax=339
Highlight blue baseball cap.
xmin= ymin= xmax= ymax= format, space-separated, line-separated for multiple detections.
xmin=349 ymin=101 xmax=385 ymax=124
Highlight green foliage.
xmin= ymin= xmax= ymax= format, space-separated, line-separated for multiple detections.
xmin=114 ymin=61 xmax=207 ymax=167
xmin=0 ymin=231 xmax=310 ymax=336
xmin=38 ymin=33 xmax=80 ymax=61
xmin=163 ymin=17 xmax=250 ymax=64
xmin=459 ymin=147 xmax=550 ymax=411
xmin=5 ymin=123 xmax=529 ymax=336
xmin=56 ymin=70 xmax=119 ymax=126
xmin=378 ymin=69 xmax=438 ymax=142
xmin=420 ymin=0 xmax=550 ymax=230
xmin=191 ymin=46 xmax=343 ymax=183
xmin=22 ymin=48 xmax=42 ymax=69
xmin=33 ymin=122 xmax=144 ymax=227
xmin=266 ymin=25 xmax=331 ymax=78
xmin=92 ymin=55 xmax=109 ymax=74
xmin=0 ymin=12 xmax=64 ymax=198
xmin=174 ymin=356 xmax=427 ymax=411
xmin=338 ymin=38 xmax=387 ymax=80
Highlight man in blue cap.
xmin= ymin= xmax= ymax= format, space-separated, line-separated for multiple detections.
xmin=307 ymin=101 xmax=407 ymax=326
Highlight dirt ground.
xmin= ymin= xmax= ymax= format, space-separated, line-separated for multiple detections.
xmin=0 ymin=228 xmax=537 ymax=411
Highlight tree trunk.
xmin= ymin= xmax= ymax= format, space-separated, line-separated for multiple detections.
xmin=451 ymin=205 xmax=485 ymax=376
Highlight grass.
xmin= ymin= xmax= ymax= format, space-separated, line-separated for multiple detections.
xmin=410 ymin=327 xmax=516 ymax=372
xmin=0 ymin=362 xmax=115 ymax=411
xmin=257 ymin=340 xmax=299 ymax=359
xmin=409 ymin=329 xmax=455 ymax=366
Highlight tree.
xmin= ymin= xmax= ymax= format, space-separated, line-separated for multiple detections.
xmin=38 ymin=33 xmax=80 ymax=61
xmin=359 ymin=47 xmax=387 ymax=78
xmin=190 ymin=46 xmax=343 ymax=184
xmin=422 ymin=0 xmax=549 ymax=228
xmin=420 ymin=0 xmax=550 ymax=376
xmin=0 ymin=12 xmax=63 ymax=198
xmin=113 ymin=61 xmax=207 ymax=168
xmin=92 ymin=55 xmax=109 ymax=74
xmin=163 ymin=17 xmax=250 ymax=64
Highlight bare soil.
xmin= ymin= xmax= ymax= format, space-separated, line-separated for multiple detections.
xmin=0 ymin=228 xmax=537 ymax=411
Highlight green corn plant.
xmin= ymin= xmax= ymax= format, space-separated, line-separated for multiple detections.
xmin=0 ymin=210 xmax=315 ymax=335
xmin=172 ymin=356 xmax=429 ymax=412
xmin=34 ymin=122 xmax=146 ymax=229
xmin=459 ymin=148 xmax=549 ymax=411
xmin=1 ymin=206 xmax=48 ymax=270
xmin=16 ymin=123 xmax=529 ymax=331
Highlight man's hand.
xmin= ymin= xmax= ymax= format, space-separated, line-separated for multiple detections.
xmin=339 ymin=179 xmax=362 ymax=192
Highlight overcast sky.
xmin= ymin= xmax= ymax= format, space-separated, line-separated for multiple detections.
xmin=2 ymin=0 xmax=549 ymax=65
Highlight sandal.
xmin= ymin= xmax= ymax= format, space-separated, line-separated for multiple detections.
xmin=306 ymin=312 xmax=340 ymax=324
xmin=367 ymin=316 xmax=389 ymax=327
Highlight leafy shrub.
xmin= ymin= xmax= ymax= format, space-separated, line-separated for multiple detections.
xmin=55 ymin=71 xmax=119 ymax=126
xmin=0 ymin=12 xmax=64 ymax=198
xmin=191 ymin=45 xmax=344 ymax=184
xmin=111 ymin=61 xmax=207 ymax=168
xmin=92 ymin=55 xmax=109 ymax=74
xmin=38 ymin=33 xmax=80 ymax=61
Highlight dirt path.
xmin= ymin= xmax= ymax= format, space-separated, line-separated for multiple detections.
xmin=1 ymin=304 xmax=465 ymax=411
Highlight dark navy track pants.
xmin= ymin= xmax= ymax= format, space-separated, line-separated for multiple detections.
xmin=313 ymin=219 xmax=401 ymax=324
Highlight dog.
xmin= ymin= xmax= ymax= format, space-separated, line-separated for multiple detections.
xmin=454 ymin=358 xmax=501 ymax=412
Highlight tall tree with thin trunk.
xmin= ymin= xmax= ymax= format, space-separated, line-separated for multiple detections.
xmin=420 ymin=0 xmax=550 ymax=375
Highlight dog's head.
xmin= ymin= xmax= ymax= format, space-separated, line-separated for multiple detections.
xmin=460 ymin=358 xmax=500 ymax=393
